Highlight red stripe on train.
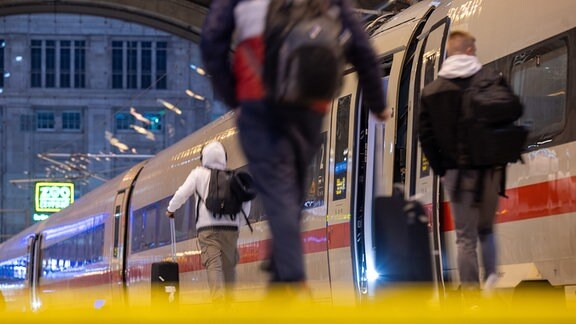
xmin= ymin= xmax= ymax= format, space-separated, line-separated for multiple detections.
xmin=45 ymin=176 xmax=574 ymax=288
xmin=127 ymin=222 xmax=349 ymax=282
xmin=425 ymin=176 xmax=576 ymax=231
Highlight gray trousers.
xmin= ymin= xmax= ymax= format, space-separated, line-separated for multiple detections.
xmin=443 ymin=168 xmax=501 ymax=288
xmin=237 ymin=101 xmax=324 ymax=282
xmin=198 ymin=228 xmax=239 ymax=302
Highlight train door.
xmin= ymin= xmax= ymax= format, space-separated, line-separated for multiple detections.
xmin=351 ymin=54 xmax=397 ymax=301
xmin=111 ymin=191 xmax=126 ymax=282
xmin=26 ymin=233 xmax=42 ymax=311
xmin=411 ymin=19 xmax=450 ymax=295
xmin=109 ymin=162 xmax=146 ymax=302
xmin=325 ymin=70 xmax=363 ymax=304
xmin=302 ymin=110 xmax=331 ymax=302
xmin=349 ymin=5 xmax=439 ymax=300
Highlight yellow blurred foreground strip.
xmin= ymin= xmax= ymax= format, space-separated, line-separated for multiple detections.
xmin=1 ymin=287 xmax=575 ymax=323
xmin=1 ymin=303 xmax=575 ymax=324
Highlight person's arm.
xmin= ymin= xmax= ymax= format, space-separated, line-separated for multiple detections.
xmin=166 ymin=169 xmax=199 ymax=218
xmin=339 ymin=0 xmax=388 ymax=120
xmin=418 ymin=96 xmax=445 ymax=177
xmin=200 ymin=0 xmax=238 ymax=108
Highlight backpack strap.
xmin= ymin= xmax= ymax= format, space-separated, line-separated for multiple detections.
xmin=240 ymin=208 xmax=253 ymax=233
xmin=195 ymin=190 xmax=203 ymax=224
xmin=195 ymin=189 xmax=219 ymax=222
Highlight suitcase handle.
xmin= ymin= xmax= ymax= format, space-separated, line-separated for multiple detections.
xmin=170 ymin=218 xmax=177 ymax=262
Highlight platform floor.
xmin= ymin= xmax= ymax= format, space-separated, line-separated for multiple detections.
xmin=1 ymin=286 xmax=575 ymax=323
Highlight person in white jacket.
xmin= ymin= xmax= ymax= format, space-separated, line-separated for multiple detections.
xmin=165 ymin=141 xmax=251 ymax=303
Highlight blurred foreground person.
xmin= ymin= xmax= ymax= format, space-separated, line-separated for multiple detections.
xmin=200 ymin=0 xmax=389 ymax=289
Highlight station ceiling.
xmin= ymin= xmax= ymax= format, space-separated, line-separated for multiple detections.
xmin=0 ymin=0 xmax=414 ymax=42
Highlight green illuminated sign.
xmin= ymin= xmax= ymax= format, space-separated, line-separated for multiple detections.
xmin=35 ymin=182 xmax=75 ymax=213
xmin=33 ymin=213 xmax=52 ymax=221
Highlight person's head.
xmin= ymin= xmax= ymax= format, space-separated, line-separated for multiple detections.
xmin=446 ymin=31 xmax=476 ymax=57
xmin=200 ymin=141 xmax=227 ymax=169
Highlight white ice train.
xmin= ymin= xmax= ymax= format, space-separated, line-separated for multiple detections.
xmin=1 ymin=0 xmax=576 ymax=311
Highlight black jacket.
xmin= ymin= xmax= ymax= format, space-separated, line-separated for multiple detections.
xmin=419 ymin=76 xmax=473 ymax=177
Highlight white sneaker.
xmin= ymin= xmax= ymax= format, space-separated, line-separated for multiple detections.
xmin=482 ymin=273 xmax=498 ymax=298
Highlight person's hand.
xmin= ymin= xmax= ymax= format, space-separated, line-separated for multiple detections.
xmin=374 ymin=108 xmax=391 ymax=122
xmin=166 ymin=210 xmax=175 ymax=218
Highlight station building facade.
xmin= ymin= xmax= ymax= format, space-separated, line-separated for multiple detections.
xmin=0 ymin=13 xmax=224 ymax=241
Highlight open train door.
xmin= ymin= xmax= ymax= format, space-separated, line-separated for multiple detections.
xmin=350 ymin=1 xmax=437 ymax=301
xmin=325 ymin=70 xmax=364 ymax=305
xmin=109 ymin=161 xmax=147 ymax=304
xmin=409 ymin=17 xmax=451 ymax=298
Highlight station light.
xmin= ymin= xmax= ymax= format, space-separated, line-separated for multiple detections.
xmin=366 ymin=267 xmax=380 ymax=282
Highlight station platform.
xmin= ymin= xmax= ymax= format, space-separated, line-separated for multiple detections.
xmin=1 ymin=287 xmax=575 ymax=323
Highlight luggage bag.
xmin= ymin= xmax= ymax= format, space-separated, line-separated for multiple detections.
xmin=373 ymin=189 xmax=433 ymax=285
xmin=151 ymin=218 xmax=179 ymax=305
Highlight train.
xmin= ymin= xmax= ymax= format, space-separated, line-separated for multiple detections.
xmin=1 ymin=0 xmax=575 ymax=311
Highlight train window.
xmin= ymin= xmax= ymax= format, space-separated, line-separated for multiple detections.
xmin=157 ymin=203 xmax=171 ymax=246
xmin=303 ymin=131 xmax=327 ymax=209
xmin=131 ymin=210 xmax=145 ymax=253
xmin=423 ymin=53 xmax=437 ymax=86
xmin=156 ymin=196 xmax=195 ymax=245
xmin=83 ymin=228 xmax=92 ymax=264
xmin=333 ymin=95 xmax=351 ymax=201
xmin=0 ymin=256 xmax=28 ymax=284
xmin=93 ymin=224 xmax=105 ymax=263
xmin=143 ymin=207 xmax=157 ymax=249
xmin=181 ymin=197 xmax=197 ymax=240
xmin=511 ymin=40 xmax=568 ymax=143
xmin=133 ymin=197 xmax=195 ymax=252
xmin=39 ymin=224 xmax=105 ymax=277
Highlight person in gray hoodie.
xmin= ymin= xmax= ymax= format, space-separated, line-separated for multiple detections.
xmin=419 ymin=31 xmax=500 ymax=298
xmin=166 ymin=141 xmax=251 ymax=303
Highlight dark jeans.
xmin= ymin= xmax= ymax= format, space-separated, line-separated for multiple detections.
xmin=237 ymin=100 xmax=324 ymax=282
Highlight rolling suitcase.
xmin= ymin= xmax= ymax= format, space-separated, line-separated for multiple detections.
xmin=151 ymin=218 xmax=179 ymax=306
xmin=373 ymin=188 xmax=433 ymax=285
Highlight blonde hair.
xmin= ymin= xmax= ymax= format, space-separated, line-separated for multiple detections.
xmin=446 ymin=31 xmax=476 ymax=56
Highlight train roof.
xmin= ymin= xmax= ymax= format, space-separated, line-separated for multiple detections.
xmin=420 ymin=0 xmax=576 ymax=64
xmin=370 ymin=0 xmax=437 ymax=38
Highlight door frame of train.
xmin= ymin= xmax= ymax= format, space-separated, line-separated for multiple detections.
xmin=349 ymin=2 xmax=438 ymax=300
xmin=110 ymin=162 xmax=146 ymax=303
xmin=325 ymin=71 xmax=363 ymax=304
xmin=410 ymin=17 xmax=451 ymax=297
xmin=351 ymin=52 xmax=397 ymax=300
xmin=25 ymin=233 xmax=42 ymax=311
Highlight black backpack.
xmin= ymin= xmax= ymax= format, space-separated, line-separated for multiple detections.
xmin=197 ymin=169 xmax=257 ymax=231
xmin=458 ymin=69 xmax=528 ymax=167
xmin=263 ymin=0 xmax=348 ymax=108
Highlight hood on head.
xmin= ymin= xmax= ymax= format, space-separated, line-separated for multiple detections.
xmin=201 ymin=141 xmax=227 ymax=170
